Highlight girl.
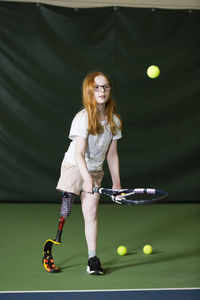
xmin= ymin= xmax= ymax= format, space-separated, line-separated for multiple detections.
xmin=43 ymin=71 xmax=122 ymax=275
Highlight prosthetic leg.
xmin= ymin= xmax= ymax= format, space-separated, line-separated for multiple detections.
xmin=42 ymin=192 xmax=74 ymax=273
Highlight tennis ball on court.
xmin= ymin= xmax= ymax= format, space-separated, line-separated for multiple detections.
xmin=147 ymin=65 xmax=160 ymax=78
xmin=143 ymin=245 xmax=153 ymax=255
xmin=117 ymin=246 xmax=127 ymax=256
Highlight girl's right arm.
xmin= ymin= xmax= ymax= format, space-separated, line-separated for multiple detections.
xmin=75 ymin=136 xmax=93 ymax=193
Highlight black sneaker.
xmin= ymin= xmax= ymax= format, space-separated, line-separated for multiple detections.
xmin=87 ymin=256 xmax=104 ymax=275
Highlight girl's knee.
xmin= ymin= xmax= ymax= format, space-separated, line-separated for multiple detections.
xmin=82 ymin=199 xmax=99 ymax=221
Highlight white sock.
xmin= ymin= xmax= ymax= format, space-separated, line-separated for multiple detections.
xmin=88 ymin=250 xmax=96 ymax=258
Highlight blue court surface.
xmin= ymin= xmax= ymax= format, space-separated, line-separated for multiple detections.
xmin=0 ymin=289 xmax=199 ymax=300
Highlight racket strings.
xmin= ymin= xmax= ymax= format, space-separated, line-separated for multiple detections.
xmin=124 ymin=193 xmax=162 ymax=201
xmin=114 ymin=190 xmax=167 ymax=204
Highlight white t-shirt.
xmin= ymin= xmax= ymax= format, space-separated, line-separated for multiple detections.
xmin=64 ymin=109 xmax=122 ymax=171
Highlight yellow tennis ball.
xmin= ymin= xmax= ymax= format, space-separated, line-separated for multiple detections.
xmin=147 ymin=65 xmax=160 ymax=79
xmin=117 ymin=246 xmax=127 ymax=256
xmin=143 ymin=245 xmax=153 ymax=254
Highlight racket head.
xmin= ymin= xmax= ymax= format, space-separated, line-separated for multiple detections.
xmin=114 ymin=188 xmax=168 ymax=205
xmin=93 ymin=187 xmax=168 ymax=205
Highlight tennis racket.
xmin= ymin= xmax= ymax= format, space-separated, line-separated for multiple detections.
xmin=93 ymin=187 xmax=168 ymax=205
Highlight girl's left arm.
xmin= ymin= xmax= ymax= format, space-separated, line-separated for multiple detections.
xmin=106 ymin=139 xmax=121 ymax=190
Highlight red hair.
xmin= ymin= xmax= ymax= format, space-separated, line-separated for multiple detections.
xmin=82 ymin=72 xmax=122 ymax=135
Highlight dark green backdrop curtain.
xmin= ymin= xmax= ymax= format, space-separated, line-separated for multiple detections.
xmin=0 ymin=2 xmax=199 ymax=202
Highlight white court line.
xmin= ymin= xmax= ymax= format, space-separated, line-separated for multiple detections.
xmin=0 ymin=287 xmax=199 ymax=293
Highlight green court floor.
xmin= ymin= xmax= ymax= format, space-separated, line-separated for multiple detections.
xmin=0 ymin=203 xmax=199 ymax=291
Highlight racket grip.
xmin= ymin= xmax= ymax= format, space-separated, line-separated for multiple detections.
xmin=93 ymin=186 xmax=100 ymax=193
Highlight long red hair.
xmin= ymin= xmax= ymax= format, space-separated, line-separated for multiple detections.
xmin=82 ymin=72 xmax=122 ymax=135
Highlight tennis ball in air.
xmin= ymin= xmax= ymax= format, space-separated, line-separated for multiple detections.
xmin=117 ymin=246 xmax=127 ymax=256
xmin=143 ymin=245 xmax=153 ymax=255
xmin=147 ymin=65 xmax=160 ymax=78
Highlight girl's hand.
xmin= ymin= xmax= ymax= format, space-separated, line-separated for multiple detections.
xmin=83 ymin=176 xmax=94 ymax=194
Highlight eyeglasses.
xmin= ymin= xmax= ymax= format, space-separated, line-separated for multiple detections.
xmin=94 ymin=84 xmax=111 ymax=92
